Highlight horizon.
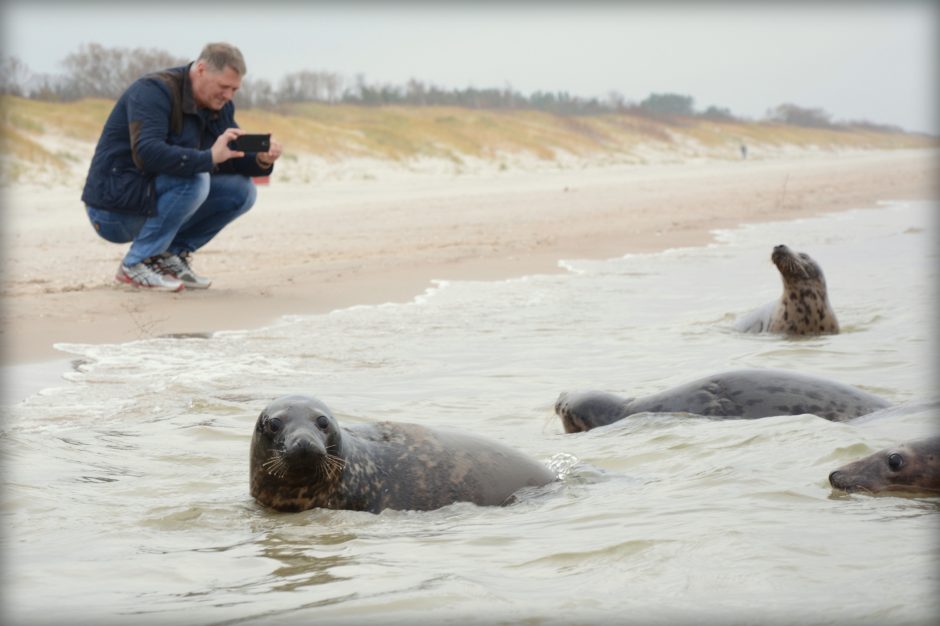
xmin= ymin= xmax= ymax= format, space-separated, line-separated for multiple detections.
xmin=2 ymin=2 xmax=937 ymax=134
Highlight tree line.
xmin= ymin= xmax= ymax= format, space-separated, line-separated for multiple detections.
xmin=0 ymin=43 xmax=904 ymax=132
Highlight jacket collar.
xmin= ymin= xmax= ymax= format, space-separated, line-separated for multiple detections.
xmin=181 ymin=63 xmax=199 ymax=116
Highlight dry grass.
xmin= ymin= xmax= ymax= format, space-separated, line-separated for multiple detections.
xmin=1 ymin=94 xmax=936 ymax=182
xmin=1 ymin=96 xmax=114 ymax=142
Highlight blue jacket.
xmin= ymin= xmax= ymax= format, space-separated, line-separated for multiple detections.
xmin=81 ymin=63 xmax=273 ymax=215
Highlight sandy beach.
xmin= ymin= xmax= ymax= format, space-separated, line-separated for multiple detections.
xmin=1 ymin=148 xmax=937 ymax=366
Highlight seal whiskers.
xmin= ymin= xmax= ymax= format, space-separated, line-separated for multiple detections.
xmin=320 ymin=453 xmax=346 ymax=480
xmin=263 ymin=447 xmax=345 ymax=482
xmin=261 ymin=454 xmax=289 ymax=479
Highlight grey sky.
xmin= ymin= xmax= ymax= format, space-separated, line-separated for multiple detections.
xmin=3 ymin=1 xmax=937 ymax=133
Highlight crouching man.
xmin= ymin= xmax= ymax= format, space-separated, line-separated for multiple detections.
xmin=81 ymin=42 xmax=282 ymax=291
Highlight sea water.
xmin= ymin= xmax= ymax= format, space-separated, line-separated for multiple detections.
xmin=1 ymin=201 xmax=937 ymax=625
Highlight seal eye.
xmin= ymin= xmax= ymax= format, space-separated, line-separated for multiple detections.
xmin=266 ymin=417 xmax=282 ymax=434
xmin=887 ymin=453 xmax=904 ymax=471
xmin=315 ymin=415 xmax=330 ymax=431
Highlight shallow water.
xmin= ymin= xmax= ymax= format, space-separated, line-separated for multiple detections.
xmin=2 ymin=201 xmax=938 ymax=625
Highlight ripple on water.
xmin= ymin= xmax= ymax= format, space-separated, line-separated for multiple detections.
xmin=3 ymin=201 xmax=938 ymax=624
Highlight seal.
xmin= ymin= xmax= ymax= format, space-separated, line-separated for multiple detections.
xmin=734 ymin=244 xmax=839 ymax=335
xmin=829 ymin=435 xmax=940 ymax=496
xmin=555 ymin=368 xmax=891 ymax=433
xmin=250 ymin=395 xmax=556 ymax=513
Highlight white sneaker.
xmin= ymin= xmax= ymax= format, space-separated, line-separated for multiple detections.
xmin=115 ymin=262 xmax=184 ymax=292
xmin=150 ymin=252 xmax=212 ymax=289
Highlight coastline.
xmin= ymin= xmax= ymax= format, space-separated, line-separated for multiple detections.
xmin=1 ymin=148 xmax=937 ymax=376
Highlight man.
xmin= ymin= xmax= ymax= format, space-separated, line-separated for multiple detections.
xmin=81 ymin=42 xmax=282 ymax=291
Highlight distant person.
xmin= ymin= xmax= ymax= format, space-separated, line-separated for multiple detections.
xmin=81 ymin=42 xmax=283 ymax=291
xmin=740 ymin=143 xmax=748 ymax=159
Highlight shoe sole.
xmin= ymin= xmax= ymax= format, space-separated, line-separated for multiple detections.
xmin=164 ymin=271 xmax=211 ymax=290
xmin=115 ymin=273 xmax=185 ymax=292
xmin=178 ymin=278 xmax=212 ymax=290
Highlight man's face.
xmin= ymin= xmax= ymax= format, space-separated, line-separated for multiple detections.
xmin=191 ymin=62 xmax=241 ymax=110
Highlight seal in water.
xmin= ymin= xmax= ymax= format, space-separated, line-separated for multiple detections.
xmin=250 ymin=395 xmax=556 ymax=513
xmin=555 ymin=368 xmax=891 ymax=433
xmin=829 ymin=435 xmax=940 ymax=496
xmin=734 ymin=244 xmax=839 ymax=335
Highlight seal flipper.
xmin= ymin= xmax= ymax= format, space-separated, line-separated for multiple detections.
xmin=734 ymin=300 xmax=775 ymax=333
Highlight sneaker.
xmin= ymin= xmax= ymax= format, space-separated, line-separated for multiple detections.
xmin=115 ymin=262 xmax=184 ymax=292
xmin=150 ymin=251 xmax=212 ymax=289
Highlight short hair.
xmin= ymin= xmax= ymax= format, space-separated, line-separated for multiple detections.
xmin=197 ymin=42 xmax=246 ymax=76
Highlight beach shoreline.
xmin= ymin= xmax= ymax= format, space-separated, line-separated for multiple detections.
xmin=1 ymin=148 xmax=937 ymax=371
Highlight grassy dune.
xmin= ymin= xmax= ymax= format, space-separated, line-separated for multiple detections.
xmin=1 ymin=94 xmax=936 ymax=184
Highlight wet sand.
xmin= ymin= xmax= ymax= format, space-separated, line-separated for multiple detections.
xmin=1 ymin=149 xmax=937 ymax=368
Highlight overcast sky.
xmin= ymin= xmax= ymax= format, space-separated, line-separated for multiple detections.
xmin=3 ymin=1 xmax=937 ymax=133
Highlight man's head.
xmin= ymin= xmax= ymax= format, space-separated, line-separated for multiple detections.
xmin=190 ymin=42 xmax=246 ymax=111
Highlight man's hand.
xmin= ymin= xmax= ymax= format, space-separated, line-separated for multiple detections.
xmin=211 ymin=128 xmax=245 ymax=164
xmin=256 ymin=137 xmax=283 ymax=168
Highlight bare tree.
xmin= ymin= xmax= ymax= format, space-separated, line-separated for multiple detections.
xmin=767 ymin=103 xmax=834 ymax=128
xmin=235 ymin=77 xmax=276 ymax=109
xmin=60 ymin=43 xmax=186 ymax=99
xmin=606 ymin=90 xmax=627 ymax=112
xmin=700 ymin=105 xmax=737 ymax=122
xmin=17 ymin=43 xmax=795 ymax=124
xmin=502 ymin=82 xmax=518 ymax=109
xmin=0 ymin=56 xmax=31 ymax=95
xmin=322 ymin=72 xmax=343 ymax=103
xmin=276 ymin=70 xmax=345 ymax=103
xmin=406 ymin=78 xmax=427 ymax=106
xmin=639 ymin=92 xmax=695 ymax=117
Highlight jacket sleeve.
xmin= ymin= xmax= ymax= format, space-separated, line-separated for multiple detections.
xmin=214 ymin=103 xmax=276 ymax=177
xmin=126 ymin=79 xmax=215 ymax=176
xmin=216 ymin=152 xmax=276 ymax=177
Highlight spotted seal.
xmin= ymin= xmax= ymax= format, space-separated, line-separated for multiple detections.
xmin=734 ymin=244 xmax=839 ymax=335
xmin=555 ymin=368 xmax=891 ymax=433
xmin=829 ymin=435 xmax=940 ymax=496
xmin=250 ymin=395 xmax=556 ymax=513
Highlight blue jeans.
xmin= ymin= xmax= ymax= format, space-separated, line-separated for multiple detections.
xmin=86 ymin=173 xmax=256 ymax=266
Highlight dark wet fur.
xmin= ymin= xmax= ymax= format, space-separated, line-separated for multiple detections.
xmin=251 ymin=395 xmax=555 ymax=513
xmin=555 ymin=369 xmax=891 ymax=433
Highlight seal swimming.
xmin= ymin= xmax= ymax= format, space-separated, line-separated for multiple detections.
xmin=829 ymin=435 xmax=940 ymax=496
xmin=734 ymin=244 xmax=839 ymax=335
xmin=555 ymin=368 xmax=891 ymax=433
xmin=250 ymin=395 xmax=556 ymax=513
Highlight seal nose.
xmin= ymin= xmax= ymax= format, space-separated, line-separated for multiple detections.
xmin=288 ymin=435 xmax=324 ymax=461
xmin=555 ymin=392 xmax=568 ymax=415
xmin=828 ymin=470 xmax=843 ymax=487
xmin=771 ymin=245 xmax=791 ymax=266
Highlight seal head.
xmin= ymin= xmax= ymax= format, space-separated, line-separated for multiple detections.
xmin=250 ymin=395 xmax=348 ymax=512
xmin=829 ymin=435 xmax=940 ymax=496
xmin=555 ymin=390 xmax=633 ymax=434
